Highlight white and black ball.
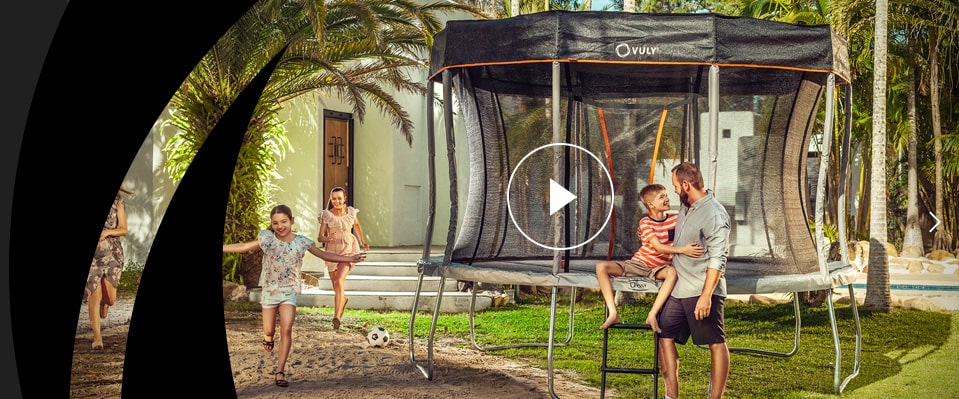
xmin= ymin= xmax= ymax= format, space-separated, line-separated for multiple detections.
xmin=367 ymin=326 xmax=390 ymax=347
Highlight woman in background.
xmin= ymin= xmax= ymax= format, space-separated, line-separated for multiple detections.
xmin=85 ymin=184 xmax=132 ymax=350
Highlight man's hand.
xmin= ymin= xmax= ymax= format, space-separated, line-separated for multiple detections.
xmin=694 ymin=295 xmax=712 ymax=320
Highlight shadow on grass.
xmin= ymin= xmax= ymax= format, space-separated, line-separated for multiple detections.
xmin=467 ymin=291 xmax=955 ymax=398
xmin=721 ymin=300 xmax=952 ymax=396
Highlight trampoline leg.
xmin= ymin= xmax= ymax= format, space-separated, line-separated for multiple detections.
xmin=830 ymin=285 xmax=862 ymax=394
xmin=468 ymin=286 xmax=574 ymax=351
xmin=703 ymin=295 xmax=800 ymax=357
xmin=547 ymin=285 xmax=561 ymax=399
xmin=409 ymin=273 xmax=445 ymax=380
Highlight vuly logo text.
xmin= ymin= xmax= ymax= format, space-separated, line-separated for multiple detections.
xmin=614 ymin=43 xmax=660 ymax=58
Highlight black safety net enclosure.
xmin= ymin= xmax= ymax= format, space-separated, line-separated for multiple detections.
xmin=411 ymin=11 xmax=860 ymax=396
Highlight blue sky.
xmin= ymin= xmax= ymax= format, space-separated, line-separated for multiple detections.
xmin=591 ymin=0 xmax=616 ymax=10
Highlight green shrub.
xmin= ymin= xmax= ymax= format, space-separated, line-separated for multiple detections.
xmin=119 ymin=260 xmax=144 ymax=292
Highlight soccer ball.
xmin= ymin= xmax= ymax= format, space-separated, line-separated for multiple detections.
xmin=367 ymin=326 xmax=391 ymax=347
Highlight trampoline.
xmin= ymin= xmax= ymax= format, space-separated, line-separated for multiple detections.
xmin=408 ymin=10 xmax=860 ymax=397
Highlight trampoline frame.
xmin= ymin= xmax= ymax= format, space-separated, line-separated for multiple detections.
xmin=410 ymin=18 xmax=862 ymax=397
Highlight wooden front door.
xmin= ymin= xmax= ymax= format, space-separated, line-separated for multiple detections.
xmin=323 ymin=110 xmax=353 ymax=203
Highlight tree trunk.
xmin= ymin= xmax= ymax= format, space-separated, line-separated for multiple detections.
xmin=864 ymin=0 xmax=892 ymax=313
xmin=929 ymin=27 xmax=952 ymax=252
xmin=856 ymin=161 xmax=870 ymax=238
xmin=240 ymin=250 xmax=263 ymax=289
xmin=902 ymin=34 xmax=924 ymax=256
xmin=801 ymin=290 xmax=829 ymax=308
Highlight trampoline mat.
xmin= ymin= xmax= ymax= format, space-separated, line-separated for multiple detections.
xmin=419 ymin=256 xmax=858 ymax=295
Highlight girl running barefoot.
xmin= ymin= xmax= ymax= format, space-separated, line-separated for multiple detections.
xmin=317 ymin=187 xmax=369 ymax=331
xmin=223 ymin=204 xmax=365 ymax=387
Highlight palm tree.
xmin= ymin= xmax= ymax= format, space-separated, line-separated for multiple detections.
xmin=886 ymin=0 xmax=959 ymax=254
xmin=164 ymin=0 xmax=486 ymax=284
xmin=924 ymin=26 xmax=959 ymax=251
xmin=863 ymin=0 xmax=891 ymax=312
xmin=899 ymin=29 xmax=923 ymax=257
xmin=929 ymin=25 xmax=952 ymax=252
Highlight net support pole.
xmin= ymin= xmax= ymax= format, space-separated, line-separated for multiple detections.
xmin=443 ymin=70 xmax=458 ymax=265
xmin=835 ymin=80 xmax=862 ymax=395
xmin=707 ymin=65 xmax=719 ymax=190
xmin=551 ymin=60 xmax=563 ymax=272
xmin=815 ymin=74 xmax=835 ymax=276
xmin=817 ymin=73 xmax=862 ymax=394
xmin=547 ymin=60 xmax=563 ymax=399
xmin=838 ymin=83 xmax=853 ymax=264
xmin=408 ymin=79 xmax=439 ymax=380
xmin=409 ymin=71 xmax=456 ymax=381
xmin=422 ymin=80 xmax=437 ymax=259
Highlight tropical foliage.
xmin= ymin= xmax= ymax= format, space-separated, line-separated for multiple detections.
xmin=163 ymin=0 xmax=486 ymax=284
xmin=723 ymin=0 xmax=958 ymax=313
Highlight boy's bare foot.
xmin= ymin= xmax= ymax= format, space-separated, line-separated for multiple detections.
xmin=100 ymin=302 xmax=109 ymax=319
xmin=92 ymin=338 xmax=104 ymax=350
xmin=599 ymin=314 xmax=620 ymax=330
xmin=645 ymin=314 xmax=661 ymax=333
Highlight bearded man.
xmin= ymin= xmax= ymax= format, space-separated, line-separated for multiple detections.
xmin=657 ymin=161 xmax=731 ymax=399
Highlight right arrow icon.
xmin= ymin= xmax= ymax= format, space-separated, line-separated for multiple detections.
xmin=929 ymin=212 xmax=941 ymax=233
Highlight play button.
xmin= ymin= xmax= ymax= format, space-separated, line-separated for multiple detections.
xmin=549 ymin=178 xmax=577 ymax=215
xmin=506 ymin=143 xmax=614 ymax=252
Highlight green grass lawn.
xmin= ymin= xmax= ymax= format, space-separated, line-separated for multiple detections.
xmin=290 ymin=290 xmax=959 ymax=398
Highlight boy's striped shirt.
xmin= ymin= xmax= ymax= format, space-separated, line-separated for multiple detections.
xmin=632 ymin=213 xmax=677 ymax=269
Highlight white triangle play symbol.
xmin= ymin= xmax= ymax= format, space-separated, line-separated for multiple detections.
xmin=549 ymin=179 xmax=577 ymax=216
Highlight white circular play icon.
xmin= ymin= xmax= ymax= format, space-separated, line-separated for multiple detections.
xmin=506 ymin=143 xmax=615 ymax=251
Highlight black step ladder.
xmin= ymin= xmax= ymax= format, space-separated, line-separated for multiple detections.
xmin=599 ymin=312 xmax=660 ymax=399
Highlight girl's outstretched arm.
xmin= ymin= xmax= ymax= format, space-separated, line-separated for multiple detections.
xmin=223 ymin=241 xmax=259 ymax=253
xmin=308 ymin=245 xmax=365 ymax=263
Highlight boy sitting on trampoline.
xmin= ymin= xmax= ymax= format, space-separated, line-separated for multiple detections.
xmin=596 ymin=183 xmax=704 ymax=331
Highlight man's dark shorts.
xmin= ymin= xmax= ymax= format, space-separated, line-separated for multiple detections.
xmin=658 ymin=295 xmax=726 ymax=345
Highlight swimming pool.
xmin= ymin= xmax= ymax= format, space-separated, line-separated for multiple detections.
xmin=851 ymin=283 xmax=959 ymax=292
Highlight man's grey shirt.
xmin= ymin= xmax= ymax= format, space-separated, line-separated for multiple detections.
xmin=671 ymin=189 xmax=731 ymax=299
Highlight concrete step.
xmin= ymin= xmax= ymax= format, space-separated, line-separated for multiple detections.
xmin=302 ymin=261 xmax=421 ymax=277
xmin=250 ymin=288 xmax=493 ymax=313
xmin=303 ymin=274 xmax=460 ymax=292
xmin=351 ymin=246 xmax=445 ymax=262
xmin=285 ymin=246 xmax=481 ymax=312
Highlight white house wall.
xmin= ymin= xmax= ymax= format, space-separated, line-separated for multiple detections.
xmin=126 ymin=24 xmax=479 ymax=269
xmin=275 ymin=80 xmax=466 ymax=251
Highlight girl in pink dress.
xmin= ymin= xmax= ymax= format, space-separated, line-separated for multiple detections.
xmin=317 ymin=187 xmax=369 ymax=331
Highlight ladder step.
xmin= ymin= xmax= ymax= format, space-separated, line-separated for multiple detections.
xmin=600 ymin=367 xmax=658 ymax=374
xmin=600 ymin=318 xmax=660 ymax=398
xmin=608 ymin=323 xmax=654 ymax=330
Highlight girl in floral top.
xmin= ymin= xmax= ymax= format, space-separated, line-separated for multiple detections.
xmin=317 ymin=187 xmax=369 ymax=331
xmin=223 ymin=204 xmax=365 ymax=388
